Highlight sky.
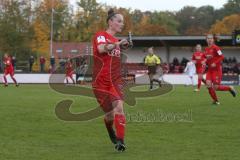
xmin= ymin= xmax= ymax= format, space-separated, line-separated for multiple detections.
xmin=69 ymin=0 xmax=228 ymax=11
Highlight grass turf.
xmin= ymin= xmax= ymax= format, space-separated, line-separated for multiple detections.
xmin=0 ymin=84 xmax=240 ymax=160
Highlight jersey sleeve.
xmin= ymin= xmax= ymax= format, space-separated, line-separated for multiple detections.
xmin=155 ymin=56 xmax=161 ymax=64
xmin=192 ymin=54 xmax=195 ymax=61
xmin=213 ymin=45 xmax=224 ymax=64
xmin=144 ymin=56 xmax=148 ymax=64
xmin=214 ymin=45 xmax=223 ymax=56
xmin=94 ymin=32 xmax=108 ymax=46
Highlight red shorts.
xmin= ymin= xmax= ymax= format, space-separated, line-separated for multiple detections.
xmin=93 ymin=81 xmax=123 ymax=113
xmin=196 ymin=66 xmax=205 ymax=74
xmin=4 ymin=68 xmax=14 ymax=76
xmin=66 ymin=71 xmax=73 ymax=77
xmin=206 ymin=70 xmax=222 ymax=85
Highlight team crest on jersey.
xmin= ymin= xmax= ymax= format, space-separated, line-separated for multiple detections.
xmin=108 ymin=49 xmax=121 ymax=57
xmin=97 ymin=36 xmax=106 ymax=43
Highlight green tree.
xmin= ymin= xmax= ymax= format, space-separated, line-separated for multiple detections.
xmin=131 ymin=9 xmax=143 ymax=25
xmin=34 ymin=0 xmax=70 ymax=42
xmin=133 ymin=14 xmax=169 ymax=36
xmin=150 ymin=11 xmax=179 ymax=34
xmin=76 ymin=0 xmax=105 ymax=41
xmin=223 ymin=0 xmax=240 ymax=16
xmin=176 ymin=6 xmax=197 ymax=34
xmin=214 ymin=0 xmax=240 ymax=21
xmin=0 ymin=0 xmax=33 ymax=59
xmin=176 ymin=5 xmax=215 ymax=35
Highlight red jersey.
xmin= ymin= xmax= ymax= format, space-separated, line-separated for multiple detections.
xmin=192 ymin=51 xmax=206 ymax=68
xmin=40 ymin=57 xmax=46 ymax=64
xmin=204 ymin=44 xmax=224 ymax=71
xmin=92 ymin=31 xmax=122 ymax=86
xmin=65 ymin=62 xmax=73 ymax=73
xmin=4 ymin=57 xmax=13 ymax=69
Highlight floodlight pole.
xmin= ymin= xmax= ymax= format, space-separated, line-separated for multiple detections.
xmin=50 ymin=0 xmax=54 ymax=57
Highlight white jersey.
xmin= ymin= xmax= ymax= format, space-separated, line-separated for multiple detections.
xmin=184 ymin=61 xmax=196 ymax=76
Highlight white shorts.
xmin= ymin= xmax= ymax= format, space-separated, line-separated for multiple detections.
xmin=187 ymin=72 xmax=195 ymax=77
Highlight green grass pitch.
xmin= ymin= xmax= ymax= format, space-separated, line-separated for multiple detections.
xmin=0 ymin=84 xmax=240 ymax=160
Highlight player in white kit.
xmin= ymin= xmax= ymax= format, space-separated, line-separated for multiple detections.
xmin=184 ymin=61 xmax=196 ymax=87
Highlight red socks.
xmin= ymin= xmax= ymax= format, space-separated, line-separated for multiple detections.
xmin=114 ymin=114 xmax=126 ymax=141
xmin=208 ymin=87 xmax=218 ymax=102
xmin=216 ymin=85 xmax=230 ymax=91
xmin=104 ymin=114 xmax=126 ymax=142
xmin=208 ymin=85 xmax=231 ymax=102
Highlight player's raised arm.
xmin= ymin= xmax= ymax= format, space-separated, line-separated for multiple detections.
xmin=97 ymin=39 xmax=129 ymax=53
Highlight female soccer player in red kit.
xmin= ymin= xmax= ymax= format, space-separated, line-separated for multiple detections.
xmin=3 ymin=53 xmax=19 ymax=87
xmin=205 ymin=34 xmax=236 ymax=105
xmin=92 ymin=9 xmax=129 ymax=152
xmin=65 ymin=58 xmax=75 ymax=84
xmin=192 ymin=44 xmax=206 ymax=91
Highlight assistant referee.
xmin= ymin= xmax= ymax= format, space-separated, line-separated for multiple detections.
xmin=144 ymin=47 xmax=162 ymax=90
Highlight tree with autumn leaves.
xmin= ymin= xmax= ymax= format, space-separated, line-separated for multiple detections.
xmin=210 ymin=14 xmax=240 ymax=34
xmin=0 ymin=0 xmax=240 ymax=63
